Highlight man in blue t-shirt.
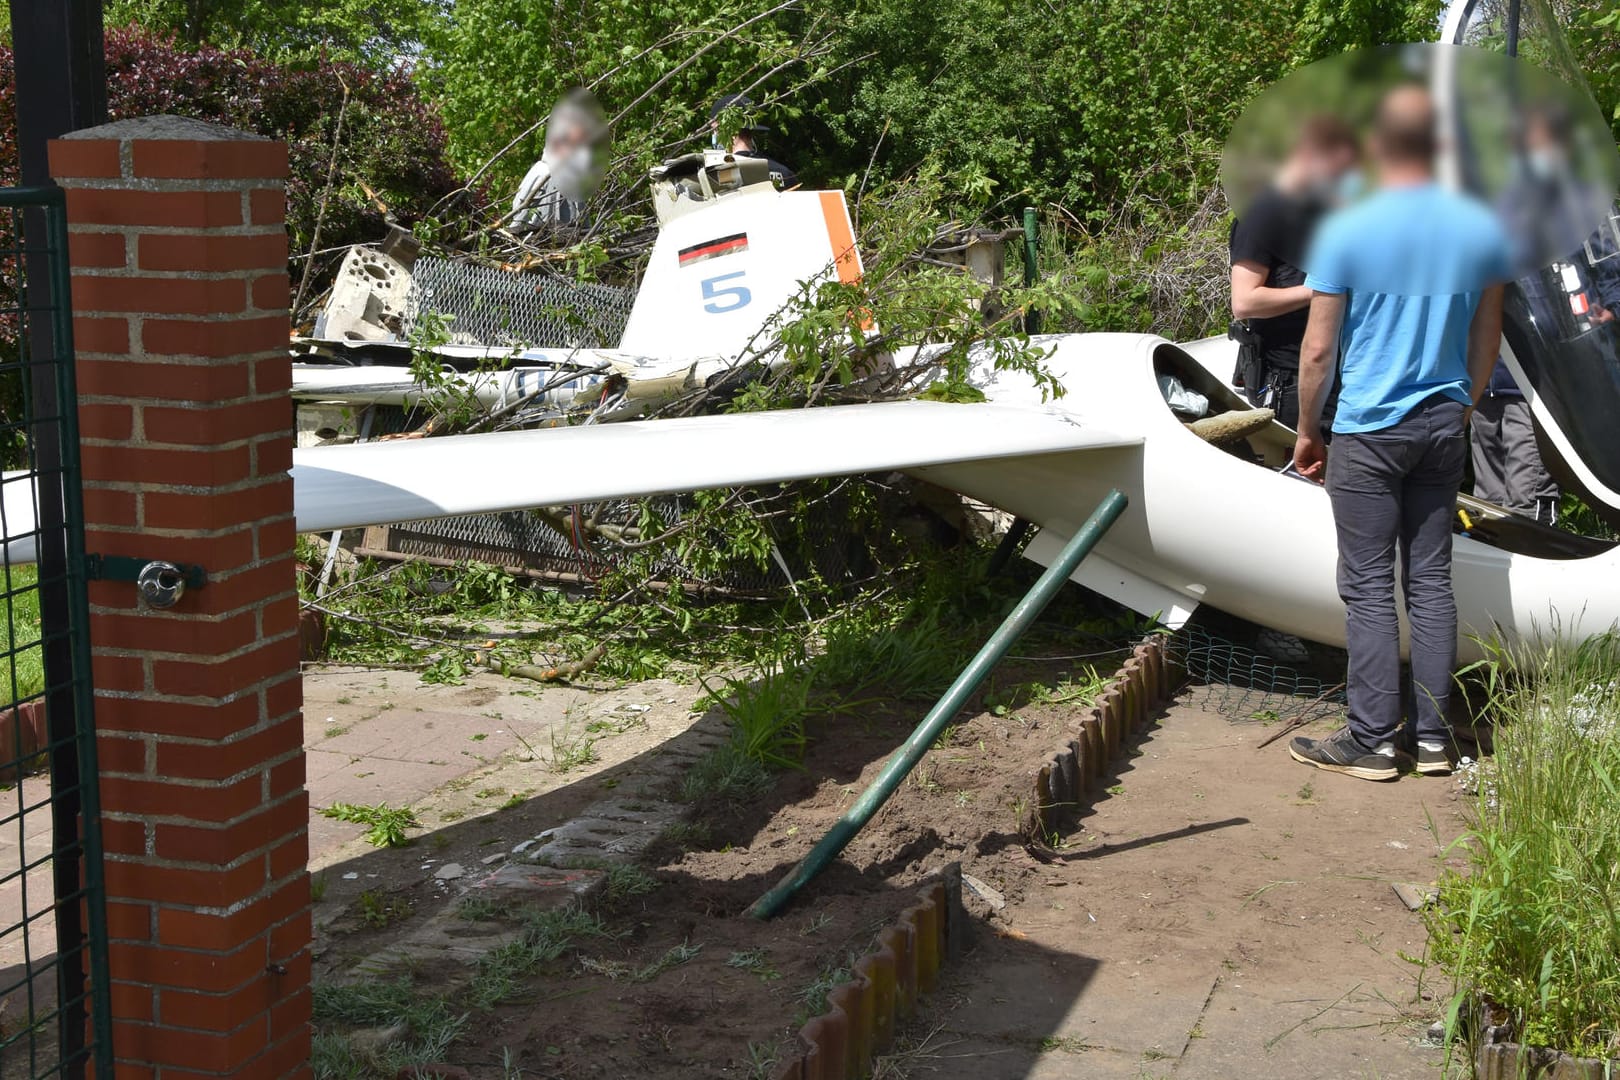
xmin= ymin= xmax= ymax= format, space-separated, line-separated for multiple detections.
xmin=1288 ymin=85 xmax=1512 ymax=782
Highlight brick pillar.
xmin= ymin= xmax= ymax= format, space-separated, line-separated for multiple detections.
xmin=49 ymin=115 xmax=309 ymax=1079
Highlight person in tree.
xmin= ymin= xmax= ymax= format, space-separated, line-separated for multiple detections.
xmin=1290 ymin=85 xmax=1512 ymax=782
xmin=1228 ymin=115 xmax=1362 ymax=431
xmin=709 ymin=94 xmax=799 ymax=191
xmin=512 ymin=90 xmax=608 ymax=230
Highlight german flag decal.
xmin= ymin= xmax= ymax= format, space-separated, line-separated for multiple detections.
xmin=678 ymin=232 xmax=748 ymax=267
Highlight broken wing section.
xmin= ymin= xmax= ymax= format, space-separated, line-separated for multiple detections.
xmin=291 ymin=401 xmax=1136 ymax=534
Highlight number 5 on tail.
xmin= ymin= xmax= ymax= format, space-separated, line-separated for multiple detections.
xmin=701 ymin=272 xmax=751 ymax=313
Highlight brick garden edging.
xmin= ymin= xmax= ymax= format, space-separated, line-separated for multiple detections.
xmin=771 ymin=864 xmax=967 ymax=1080
xmin=1033 ymin=637 xmax=1182 ymax=838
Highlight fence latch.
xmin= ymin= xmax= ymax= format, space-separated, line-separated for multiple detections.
xmin=84 ymin=555 xmax=207 ymax=609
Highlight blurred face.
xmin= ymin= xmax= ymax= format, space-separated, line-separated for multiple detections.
xmin=547 ymin=117 xmax=589 ymax=161
xmin=1524 ymin=117 xmax=1569 ymax=178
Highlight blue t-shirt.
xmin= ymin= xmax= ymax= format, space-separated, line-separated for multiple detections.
xmin=1304 ymin=183 xmax=1512 ymax=434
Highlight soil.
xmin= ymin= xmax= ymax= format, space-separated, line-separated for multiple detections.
xmin=309 ymin=655 xmax=1472 ymax=1080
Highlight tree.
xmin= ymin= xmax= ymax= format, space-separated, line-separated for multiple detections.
xmin=101 ymin=0 xmax=446 ymax=66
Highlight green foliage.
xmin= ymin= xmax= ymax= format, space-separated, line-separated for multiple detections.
xmin=1290 ymin=0 xmax=1444 ymax=64
xmin=102 ymin=0 xmax=444 ymax=65
xmin=1573 ymin=0 xmax=1620 ymax=132
xmin=1427 ymin=633 xmax=1620 ymax=1059
xmin=320 ymin=802 xmax=421 ymax=847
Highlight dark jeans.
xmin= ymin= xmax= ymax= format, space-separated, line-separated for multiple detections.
xmin=1326 ymin=396 xmax=1467 ymax=748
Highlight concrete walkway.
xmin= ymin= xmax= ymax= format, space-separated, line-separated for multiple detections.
xmin=902 ymin=699 xmax=1460 ymax=1080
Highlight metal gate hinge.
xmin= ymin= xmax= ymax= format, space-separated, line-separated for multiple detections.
xmin=85 ymin=555 xmax=207 ymax=609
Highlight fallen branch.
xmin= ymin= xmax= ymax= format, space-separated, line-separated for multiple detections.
xmin=487 ymin=644 xmax=608 ymax=684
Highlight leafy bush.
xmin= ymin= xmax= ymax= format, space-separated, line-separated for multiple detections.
xmin=1428 ymin=633 xmax=1620 ymax=1060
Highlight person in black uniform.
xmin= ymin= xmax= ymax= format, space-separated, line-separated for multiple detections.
xmin=1229 ymin=115 xmax=1361 ymax=431
xmin=709 ymin=94 xmax=799 ymax=190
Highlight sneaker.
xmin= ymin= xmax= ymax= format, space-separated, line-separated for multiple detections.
xmin=1413 ymin=742 xmax=1456 ymax=776
xmin=1289 ymin=727 xmax=1400 ymax=781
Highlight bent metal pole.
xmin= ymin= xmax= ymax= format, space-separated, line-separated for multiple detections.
xmin=747 ymin=488 xmax=1129 ymax=920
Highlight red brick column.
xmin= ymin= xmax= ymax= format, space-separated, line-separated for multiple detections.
xmin=49 ymin=116 xmax=309 ymax=1079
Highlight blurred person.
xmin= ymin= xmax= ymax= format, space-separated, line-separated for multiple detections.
xmin=1289 ymin=85 xmax=1511 ymax=782
xmin=1228 ymin=114 xmax=1362 ymax=430
xmin=1471 ymin=106 xmax=1603 ymax=524
xmin=709 ymin=94 xmax=798 ymax=190
xmin=512 ymin=90 xmax=608 ymax=229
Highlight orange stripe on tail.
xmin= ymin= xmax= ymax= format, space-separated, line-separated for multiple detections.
xmin=819 ymin=191 xmax=863 ymax=284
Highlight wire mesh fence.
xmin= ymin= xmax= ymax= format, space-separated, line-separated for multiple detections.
xmin=403 ymin=256 xmax=633 ymax=349
xmin=0 ymin=187 xmax=112 ymax=1079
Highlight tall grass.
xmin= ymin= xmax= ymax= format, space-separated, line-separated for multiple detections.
xmin=1427 ymin=632 xmax=1620 ymax=1060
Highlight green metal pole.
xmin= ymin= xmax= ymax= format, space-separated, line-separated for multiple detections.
xmin=747 ymin=489 xmax=1128 ymax=920
xmin=1022 ymin=205 xmax=1042 ymax=335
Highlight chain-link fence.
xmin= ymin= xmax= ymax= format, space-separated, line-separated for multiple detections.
xmin=0 ymin=187 xmax=112 ymax=1079
xmin=1167 ymin=617 xmax=1348 ymax=726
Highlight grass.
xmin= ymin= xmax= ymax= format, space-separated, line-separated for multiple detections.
xmin=1 ymin=564 xmax=43 ymax=708
xmin=466 ymin=905 xmax=614 ymax=1010
xmin=311 ymin=980 xmax=467 ymax=1080
xmin=1427 ymin=632 xmax=1620 ymax=1060
xmin=600 ymin=864 xmax=659 ymax=906
xmin=679 ymin=743 xmax=773 ymax=806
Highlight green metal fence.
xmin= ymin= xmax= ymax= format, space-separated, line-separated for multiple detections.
xmin=0 ymin=186 xmax=113 ymax=1079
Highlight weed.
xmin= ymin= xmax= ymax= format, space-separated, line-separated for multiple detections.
xmin=1039 ymin=1035 xmax=1094 ymax=1053
xmin=794 ymin=961 xmax=852 ymax=1025
xmin=726 ymin=948 xmax=781 ymax=981
xmin=744 ymin=1040 xmax=777 ymax=1079
xmin=336 ymin=696 xmax=353 ymax=705
xmin=632 ymin=940 xmax=701 ymax=982
xmin=548 ymin=724 xmax=599 ymax=774
xmin=311 ymin=875 xmax=329 ymax=903
xmin=1296 ymin=781 xmax=1315 ymax=803
xmin=457 ymin=895 xmax=511 ymax=922
xmin=355 ymin=890 xmax=411 ymax=929
xmin=800 ymin=912 xmax=834 ymax=937
xmin=320 ymin=802 xmax=419 ymax=848
xmin=1106 ymin=784 xmax=1125 ymax=796
xmin=912 ymin=760 xmax=941 ymax=795
xmin=501 ymin=1046 xmax=525 ymax=1080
